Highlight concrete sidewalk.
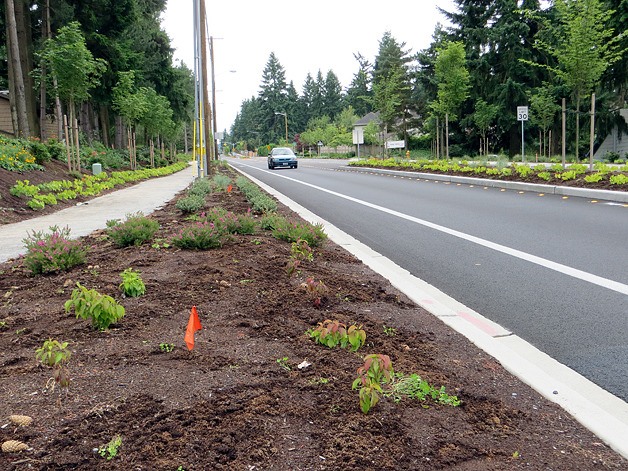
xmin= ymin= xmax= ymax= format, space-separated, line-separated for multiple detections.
xmin=0 ymin=163 xmax=197 ymax=263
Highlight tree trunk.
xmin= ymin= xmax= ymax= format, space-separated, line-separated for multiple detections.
xmin=575 ymin=95 xmax=580 ymax=161
xmin=6 ymin=0 xmax=30 ymax=137
xmin=100 ymin=106 xmax=110 ymax=148
xmin=15 ymin=0 xmax=39 ymax=137
xmin=115 ymin=116 xmax=124 ymax=149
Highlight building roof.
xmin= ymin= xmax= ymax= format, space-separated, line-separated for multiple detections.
xmin=354 ymin=111 xmax=380 ymax=127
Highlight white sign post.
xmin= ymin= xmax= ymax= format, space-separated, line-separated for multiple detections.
xmin=517 ymin=106 xmax=528 ymax=162
xmin=353 ymin=128 xmax=364 ymax=158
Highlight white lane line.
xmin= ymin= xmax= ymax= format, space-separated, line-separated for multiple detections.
xmin=236 ymin=162 xmax=628 ymax=296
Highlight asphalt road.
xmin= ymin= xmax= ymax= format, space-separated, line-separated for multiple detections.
xmin=229 ymin=157 xmax=628 ymax=402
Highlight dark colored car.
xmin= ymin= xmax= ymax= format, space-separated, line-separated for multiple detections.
xmin=268 ymin=147 xmax=298 ymax=169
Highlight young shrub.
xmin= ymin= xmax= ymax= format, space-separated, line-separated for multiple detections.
xmin=171 ymin=221 xmax=227 ymax=250
xmin=187 ymin=178 xmax=213 ymax=197
xmin=106 ymin=212 xmax=159 ymax=247
xmin=308 ymin=319 xmax=366 ymax=352
xmin=259 ymin=213 xmax=284 ymax=231
xmin=272 ymin=218 xmax=327 ymax=247
xmin=176 ymin=194 xmax=206 ymax=213
xmin=35 ymin=339 xmax=71 ymax=368
xmin=65 ymin=282 xmax=125 ymax=330
xmin=302 ymin=277 xmax=328 ymax=307
xmin=352 ymin=354 xmax=394 ymax=414
xmin=119 ymin=268 xmax=146 ymax=297
xmin=211 ymin=174 xmax=232 ymax=191
xmin=22 ymin=226 xmax=87 ymax=275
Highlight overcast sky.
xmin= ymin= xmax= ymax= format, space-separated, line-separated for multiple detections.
xmin=161 ymin=1 xmax=455 ymax=132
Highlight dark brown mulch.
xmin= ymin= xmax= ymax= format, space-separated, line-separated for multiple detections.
xmin=0 ymin=166 xmax=626 ymax=470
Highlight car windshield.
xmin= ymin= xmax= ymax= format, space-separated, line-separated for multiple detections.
xmin=273 ymin=148 xmax=293 ymax=155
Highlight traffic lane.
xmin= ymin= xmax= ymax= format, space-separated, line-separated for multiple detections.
xmin=307 ymin=182 xmax=628 ymax=401
xmin=237 ymin=159 xmax=628 ymax=285
xmin=232 ymin=160 xmax=628 ymax=400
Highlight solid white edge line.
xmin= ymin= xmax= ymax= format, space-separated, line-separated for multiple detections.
xmin=231 ymin=162 xmax=628 ymax=459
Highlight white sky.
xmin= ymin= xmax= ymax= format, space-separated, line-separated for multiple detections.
xmin=161 ymin=0 xmax=455 ymax=132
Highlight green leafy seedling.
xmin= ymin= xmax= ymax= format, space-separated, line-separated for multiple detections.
xmin=98 ymin=435 xmax=122 ymax=460
xmin=36 ymin=339 xmax=71 ymax=367
xmin=159 ymin=343 xmax=175 ymax=353
xmin=119 ymin=268 xmax=146 ymax=297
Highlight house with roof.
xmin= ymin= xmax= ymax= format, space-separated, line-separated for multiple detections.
xmin=0 ymin=90 xmax=59 ymax=139
xmin=594 ymin=108 xmax=628 ymax=161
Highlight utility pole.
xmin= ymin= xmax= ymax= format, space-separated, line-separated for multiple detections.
xmin=199 ymin=0 xmax=214 ymax=174
xmin=210 ymin=36 xmax=219 ymax=159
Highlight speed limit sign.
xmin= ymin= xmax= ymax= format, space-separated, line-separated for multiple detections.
xmin=517 ymin=106 xmax=529 ymax=121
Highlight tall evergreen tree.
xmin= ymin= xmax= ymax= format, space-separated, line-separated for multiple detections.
xmin=323 ymin=70 xmax=343 ymax=120
xmin=345 ymin=53 xmax=373 ymax=117
xmin=258 ymin=52 xmax=288 ymax=143
xmin=373 ymin=31 xmax=413 ymax=141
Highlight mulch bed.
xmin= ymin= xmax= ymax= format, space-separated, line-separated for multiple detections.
xmin=0 ymin=164 xmax=626 ymax=470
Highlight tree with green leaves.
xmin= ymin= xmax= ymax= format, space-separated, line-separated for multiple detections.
xmin=529 ymin=86 xmax=560 ymax=159
xmin=373 ymin=66 xmax=405 ymax=154
xmin=434 ymin=41 xmax=470 ymax=158
xmin=473 ymin=99 xmax=499 ymax=156
xmin=259 ymin=52 xmax=288 ymax=143
xmin=345 ymin=53 xmax=373 ymax=117
xmin=38 ymin=21 xmax=105 ymax=170
xmin=373 ymin=32 xmax=412 ymax=144
xmin=533 ymin=0 xmax=621 ymax=160
xmin=323 ymin=70 xmax=343 ymax=120
xmin=112 ymin=71 xmax=148 ymax=169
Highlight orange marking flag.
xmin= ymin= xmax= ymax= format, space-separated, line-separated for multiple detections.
xmin=184 ymin=306 xmax=202 ymax=350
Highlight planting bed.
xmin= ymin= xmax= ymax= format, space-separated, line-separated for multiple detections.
xmin=0 ymin=165 xmax=627 ymax=470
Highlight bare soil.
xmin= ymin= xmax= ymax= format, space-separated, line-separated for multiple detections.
xmin=0 ymin=163 xmax=626 ymax=470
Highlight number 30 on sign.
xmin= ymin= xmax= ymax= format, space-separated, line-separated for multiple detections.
xmin=517 ymin=106 xmax=528 ymax=121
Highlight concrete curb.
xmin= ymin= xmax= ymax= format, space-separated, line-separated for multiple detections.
xmin=350 ymin=167 xmax=628 ymax=203
xmin=232 ymin=164 xmax=628 ymax=460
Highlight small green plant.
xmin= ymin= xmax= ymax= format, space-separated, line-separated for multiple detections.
xmin=119 ymin=268 xmax=146 ymax=297
xmin=107 ymin=212 xmax=160 ymax=247
xmin=610 ymin=174 xmax=628 ymax=185
xmin=176 ymin=194 xmax=206 ymax=213
xmin=276 ymin=356 xmax=291 ymax=371
xmin=386 ymin=373 xmax=461 ymax=406
xmin=308 ymin=319 xmax=366 ymax=352
xmin=309 ymin=377 xmax=330 ymax=385
xmin=159 ymin=343 xmax=175 ymax=353
xmin=36 ymin=339 xmax=71 ymax=367
xmin=383 ymin=325 xmax=397 ymax=336
xmin=65 ymin=282 xmax=125 ymax=330
xmin=22 ymin=225 xmax=87 ymax=275
xmin=151 ymin=238 xmax=171 ymax=249
xmin=98 ymin=435 xmax=122 ymax=460
xmin=352 ymin=354 xmax=394 ymax=414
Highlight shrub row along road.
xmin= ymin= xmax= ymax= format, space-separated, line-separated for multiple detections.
xmin=228 ymin=157 xmax=628 ymax=405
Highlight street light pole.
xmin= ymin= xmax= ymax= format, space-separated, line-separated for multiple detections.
xmin=275 ymin=111 xmax=288 ymax=143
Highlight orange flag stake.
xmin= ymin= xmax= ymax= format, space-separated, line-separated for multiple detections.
xmin=184 ymin=306 xmax=202 ymax=350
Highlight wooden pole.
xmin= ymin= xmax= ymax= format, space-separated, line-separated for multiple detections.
xmin=562 ymin=98 xmax=566 ymax=169
xmin=63 ymin=114 xmax=71 ymax=171
xmin=73 ymin=118 xmax=80 ymax=172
